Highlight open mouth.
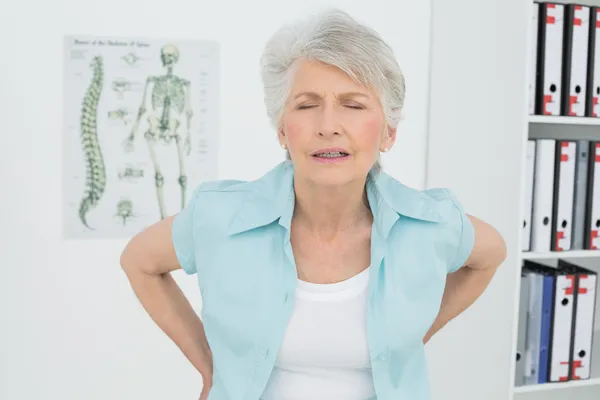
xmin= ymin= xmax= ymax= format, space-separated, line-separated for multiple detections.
xmin=312 ymin=151 xmax=349 ymax=159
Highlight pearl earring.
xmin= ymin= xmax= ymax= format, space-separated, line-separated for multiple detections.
xmin=281 ymin=144 xmax=286 ymax=150
xmin=381 ymin=147 xmax=389 ymax=152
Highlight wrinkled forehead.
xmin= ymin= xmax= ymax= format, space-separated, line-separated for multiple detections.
xmin=288 ymin=59 xmax=376 ymax=100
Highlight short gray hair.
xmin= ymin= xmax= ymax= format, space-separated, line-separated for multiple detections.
xmin=259 ymin=8 xmax=406 ymax=174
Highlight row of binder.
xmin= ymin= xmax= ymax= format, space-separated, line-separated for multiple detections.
xmin=515 ymin=258 xmax=597 ymax=386
xmin=523 ymin=139 xmax=600 ymax=252
xmin=529 ymin=2 xmax=600 ymax=117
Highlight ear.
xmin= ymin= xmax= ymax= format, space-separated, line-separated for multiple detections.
xmin=382 ymin=126 xmax=397 ymax=150
xmin=277 ymin=128 xmax=287 ymax=149
xmin=387 ymin=126 xmax=397 ymax=143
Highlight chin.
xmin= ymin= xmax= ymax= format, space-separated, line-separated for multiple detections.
xmin=306 ymin=167 xmax=362 ymax=187
xmin=293 ymin=156 xmax=371 ymax=186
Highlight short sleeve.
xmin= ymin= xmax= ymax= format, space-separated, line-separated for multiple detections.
xmin=171 ymin=184 xmax=203 ymax=275
xmin=443 ymin=189 xmax=475 ymax=274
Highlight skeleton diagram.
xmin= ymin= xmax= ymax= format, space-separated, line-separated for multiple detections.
xmin=124 ymin=44 xmax=193 ymax=220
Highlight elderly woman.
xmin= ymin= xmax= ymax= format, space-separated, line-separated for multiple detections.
xmin=120 ymin=8 xmax=507 ymax=400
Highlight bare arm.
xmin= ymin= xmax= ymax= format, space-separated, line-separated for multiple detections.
xmin=120 ymin=216 xmax=212 ymax=397
xmin=423 ymin=214 xmax=507 ymax=344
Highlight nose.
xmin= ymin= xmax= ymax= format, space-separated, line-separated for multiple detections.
xmin=317 ymin=105 xmax=340 ymax=137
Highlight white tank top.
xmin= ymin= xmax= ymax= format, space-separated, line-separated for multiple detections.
xmin=260 ymin=267 xmax=376 ymax=400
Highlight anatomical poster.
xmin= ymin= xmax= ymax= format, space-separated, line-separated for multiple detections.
xmin=62 ymin=35 xmax=220 ymax=239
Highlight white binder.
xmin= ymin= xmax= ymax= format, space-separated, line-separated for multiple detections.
xmin=587 ymin=7 xmax=600 ymax=117
xmin=530 ymin=2 xmax=540 ymax=115
xmin=551 ymin=141 xmax=576 ymax=251
xmin=523 ymin=140 xmax=536 ymax=251
xmin=548 ymin=272 xmax=575 ymax=382
xmin=523 ymin=270 xmax=543 ymax=385
xmin=558 ymin=259 xmax=598 ymax=381
xmin=537 ymin=3 xmax=565 ymax=116
xmin=562 ymin=5 xmax=590 ymax=116
xmin=515 ymin=272 xmax=530 ymax=386
xmin=531 ymin=139 xmax=556 ymax=252
xmin=585 ymin=142 xmax=600 ymax=249
xmin=572 ymin=270 xmax=597 ymax=380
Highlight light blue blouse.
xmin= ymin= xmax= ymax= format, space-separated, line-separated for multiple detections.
xmin=172 ymin=160 xmax=475 ymax=400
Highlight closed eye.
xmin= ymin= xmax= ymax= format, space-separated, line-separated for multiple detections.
xmin=296 ymin=104 xmax=365 ymax=110
xmin=297 ymin=104 xmax=317 ymax=110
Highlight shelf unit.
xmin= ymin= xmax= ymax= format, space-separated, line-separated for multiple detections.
xmin=515 ymin=329 xmax=600 ymax=393
xmin=425 ymin=1 xmax=600 ymax=399
xmin=512 ymin=1 xmax=600 ymax=398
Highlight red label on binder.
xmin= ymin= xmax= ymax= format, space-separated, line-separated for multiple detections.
xmin=565 ymin=275 xmax=575 ymax=294
xmin=575 ymin=5 xmax=583 ymax=25
xmin=578 ymin=275 xmax=589 ymax=294
xmin=571 ymin=360 xmax=583 ymax=380
xmin=590 ymin=230 xmax=598 ymax=249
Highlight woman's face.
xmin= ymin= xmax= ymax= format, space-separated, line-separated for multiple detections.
xmin=279 ymin=59 xmax=396 ymax=187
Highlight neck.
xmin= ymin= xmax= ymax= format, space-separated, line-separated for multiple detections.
xmin=293 ymin=177 xmax=372 ymax=240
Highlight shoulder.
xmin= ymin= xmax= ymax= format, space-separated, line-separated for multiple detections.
xmin=372 ymin=170 xmax=468 ymax=226
xmin=422 ymin=187 xmax=475 ymax=273
xmin=185 ymin=179 xmax=254 ymax=220
xmin=377 ymin=174 xmax=474 ymax=273
xmin=184 ymin=161 xmax=293 ymax=228
xmin=421 ymin=187 xmax=468 ymax=223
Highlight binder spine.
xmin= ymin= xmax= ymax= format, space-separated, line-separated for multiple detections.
xmin=562 ymin=5 xmax=576 ymax=116
xmin=538 ymin=275 xmax=554 ymax=383
xmin=548 ymin=273 xmax=575 ymax=382
xmin=585 ymin=142 xmax=600 ymax=249
xmin=536 ymin=3 xmax=548 ymax=115
xmin=551 ymin=141 xmax=576 ymax=251
xmin=523 ymin=140 xmax=536 ymax=251
xmin=524 ymin=272 xmax=543 ymax=385
xmin=562 ymin=5 xmax=590 ymax=117
xmin=567 ymin=273 xmax=579 ymax=380
xmin=530 ymin=2 xmax=540 ymax=115
xmin=532 ymin=140 xmax=556 ymax=251
xmin=572 ymin=140 xmax=589 ymax=250
xmin=570 ymin=271 xmax=596 ymax=380
xmin=586 ymin=7 xmax=600 ymax=117
xmin=536 ymin=3 xmax=565 ymax=116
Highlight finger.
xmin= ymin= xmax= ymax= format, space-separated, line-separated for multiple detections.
xmin=199 ymin=386 xmax=209 ymax=400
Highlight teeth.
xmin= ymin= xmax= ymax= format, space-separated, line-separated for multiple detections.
xmin=315 ymin=152 xmax=347 ymax=158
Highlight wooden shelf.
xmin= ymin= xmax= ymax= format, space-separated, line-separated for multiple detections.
xmin=529 ymin=115 xmax=600 ymax=126
xmin=514 ymin=330 xmax=600 ymax=394
xmin=522 ymin=250 xmax=600 ymax=260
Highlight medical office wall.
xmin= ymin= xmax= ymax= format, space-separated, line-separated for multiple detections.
xmin=0 ymin=1 xmax=435 ymax=399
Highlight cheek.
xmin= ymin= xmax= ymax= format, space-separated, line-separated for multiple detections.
xmin=282 ymin=117 xmax=309 ymax=145
xmin=357 ymin=117 xmax=385 ymax=148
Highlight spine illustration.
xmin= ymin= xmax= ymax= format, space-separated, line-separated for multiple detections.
xmin=79 ymin=56 xmax=106 ymax=229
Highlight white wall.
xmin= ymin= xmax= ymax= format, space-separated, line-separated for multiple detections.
xmin=425 ymin=1 xmax=532 ymax=400
xmin=0 ymin=1 xmax=433 ymax=399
